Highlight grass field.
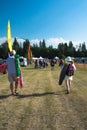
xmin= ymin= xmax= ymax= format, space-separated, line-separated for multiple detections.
xmin=0 ymin=63 xmax=87 ymax=130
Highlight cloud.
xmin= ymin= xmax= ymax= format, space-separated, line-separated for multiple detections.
xmin=0 ymin=36 xmax=84 ymax=49
xmin=46 ymin=37 xmax=68 ymax=48
xmin=30 ymin=39 xmax=41 ymax=45
xmin=16 ymin=37 xmax=25 ymax=43
xmin=30 ymin=37 xmax=68 ymax=48
xmin=0 ymin=37 xmax=7 ymax=44
xmin=0 ymin=37 xmax=25 ymax=44
xmin=30 ymin=37 xmax=82 ymax=48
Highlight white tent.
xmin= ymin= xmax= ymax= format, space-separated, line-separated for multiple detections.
xmin=32 ymin=57 xmax=38 ymax=60
xmin=54 ymin=56 xmax=59 ymax=60
xmin=38 ymin=56 xmax=43 ymax=60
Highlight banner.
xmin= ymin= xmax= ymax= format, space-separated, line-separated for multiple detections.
xmin=28 ymin=44 xmax=30 ymax=60
xmin=7 ymin=20 xmax=12 ymax=52
xmin=30 ymin=50 xmax=32 ymax=59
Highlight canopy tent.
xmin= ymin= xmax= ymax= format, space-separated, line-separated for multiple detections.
xmin=54 ymin=56 xmax=59 ymax=60
xmin=38 ymin=56 xmax=43 ymax=60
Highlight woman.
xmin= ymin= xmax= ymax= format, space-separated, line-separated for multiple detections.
xmin=64 ymin=56 xmax=76 ymax=94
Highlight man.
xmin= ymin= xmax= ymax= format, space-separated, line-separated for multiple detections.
xmin=6 ymin=50 xmax=18 ymax=95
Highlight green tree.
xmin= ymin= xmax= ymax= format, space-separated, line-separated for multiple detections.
xmin=82 ymin=42 xmax=86 ymax=52
xmin=68 ymin=41 xmax=75 ymax=56
xmin=39 ymin=41 xmax=42 ymax=48
xmin=23 ymin=39 xmax=30 ymax=58
xmin=78 ymin=43 xmax=82 ymax=52
xmin=0 ymin=42 xmax=8 ymax=58
xmin=42 ymin=39 xmax=46 ymax=48
xmin=39 ymin=39 xmax=46 ymax=48
xmin=13 ymin=38 xmax=19 ymax=53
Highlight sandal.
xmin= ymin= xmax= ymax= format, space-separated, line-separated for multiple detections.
xmin=15 ymin=92 xmax=19 ymax=95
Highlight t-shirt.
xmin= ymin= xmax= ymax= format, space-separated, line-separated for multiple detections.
xmin=6 ymin=56 xmax=16 ymax=74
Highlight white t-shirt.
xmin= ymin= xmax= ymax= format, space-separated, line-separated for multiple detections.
xmin=6 ymin=56 xmax=16 ymax=74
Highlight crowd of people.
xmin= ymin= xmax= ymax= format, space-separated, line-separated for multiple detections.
xmin=34 ymin=59 xmax=48 ymax=69
xmin=5 ymin=50 xmax=76 ymax=95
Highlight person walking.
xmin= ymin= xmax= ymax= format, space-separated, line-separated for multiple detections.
xmin=64 ymin=56 xmax=76 ymax=94
xmin=6 ymin=50 xmax=19 ymax=95
xmin=50 ymin=59 xmax=55 ymax=70
xmin=59 ymin=59 xmax=64 ymax=69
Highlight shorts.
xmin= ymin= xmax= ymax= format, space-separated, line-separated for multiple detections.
xmin=8 ymin=73 xmax=17 ymax=83
xmin=64 ymin=75 xmax=73 ymax=81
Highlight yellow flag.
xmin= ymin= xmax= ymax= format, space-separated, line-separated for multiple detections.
xmin=7 ymin=20 xmax=12 ymax=52
xmin=30 ymin=51 xmax=32 ymax=59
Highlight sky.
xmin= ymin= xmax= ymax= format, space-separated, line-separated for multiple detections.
xmin=0 ymin=0 xmax=87 ymax=48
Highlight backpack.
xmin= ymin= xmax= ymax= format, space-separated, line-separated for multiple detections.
xmin=66 ymin=63 xmax=74 ymax=76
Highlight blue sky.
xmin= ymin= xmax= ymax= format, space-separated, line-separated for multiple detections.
xmin=0 ymin=0 xmax=87 ymax=48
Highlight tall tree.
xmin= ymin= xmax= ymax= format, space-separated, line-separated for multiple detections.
xmin=78 ymin=43 xmax=82 ymax=52
xmin=23 ymin=39 xmax=30 ymax=58
xmin=42 ymin=39 xmax=46 ymax=48
xmin=0 ymin=42 xmax=8 ymax=58
xmin=68 ymin=41 xmax=75 ymax=56
xmin=13 ymin=38 xmax=19 ymax=53
xmin=39 ymin=41 xmax=42 ymax=48
xmin=82 ymin=42 xmax=86 ymax=52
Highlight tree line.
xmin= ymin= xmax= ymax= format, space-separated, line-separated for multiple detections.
xmin=0 ymin=38 xmax=87 ymax=59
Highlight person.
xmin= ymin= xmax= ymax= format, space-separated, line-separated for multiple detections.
xmin=6 ymin=50 xmax=19 ymax=95
xmin=64 ymin=56 xmax=76 ymax=94
xmin=50 ymin=59 xmax=55 ymax=70
xmin=34 ymin=59 xmax=38 ymax=69
xmin=59 ymin=59 xmax=64 ymax=69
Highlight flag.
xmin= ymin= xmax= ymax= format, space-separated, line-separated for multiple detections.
xmin=7 ymin=20 xmax=12 ymax=52
xmin=30 ymin=50 xmax=32 ymax=59
xmin=28 ymin=44 xmax=30 ymax=60
xmin=19 ymin=75 xmax=23 ymax=88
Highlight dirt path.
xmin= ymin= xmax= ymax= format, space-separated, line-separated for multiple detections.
xmin=0 ymin=66 xmax=87 ymax=130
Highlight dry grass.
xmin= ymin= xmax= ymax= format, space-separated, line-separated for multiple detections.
xmin=75 ymin=63 xmax=87 ymax=70
xmin=0 ymin=63 xmax=87 ymax=130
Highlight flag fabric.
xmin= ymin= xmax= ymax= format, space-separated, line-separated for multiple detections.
xmin=7 ymin=20 xmax=12 ymax=52
xmin=19 ymin=75 xmax=23 ymax=88
xmin=30 ymin=50 xmax=32 ymax=59
xmin=28 ymin=44 xmax=30 ymax=60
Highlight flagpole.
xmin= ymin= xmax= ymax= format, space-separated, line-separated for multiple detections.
xmin=28 ymin=43 xmax=31 ymax=64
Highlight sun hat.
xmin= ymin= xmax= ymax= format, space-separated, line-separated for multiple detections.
xmin=12 ymin=50 xmax=16 ymax=55
xmin=65 ymin=56 xmax=72 ymax=62
xmin=10 ymin=50 xmax=16 ymax=56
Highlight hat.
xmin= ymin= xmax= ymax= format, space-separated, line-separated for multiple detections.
xmin=10 ymin=50 xmax=16 ymax=56
xmin=65 ymin=56 xmax=72 ymax=62
xmin=12 ymin=50 xmax=16 ymax=55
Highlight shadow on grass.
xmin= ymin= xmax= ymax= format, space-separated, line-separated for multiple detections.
xmin=24 ymin=67 xmax=50 ymax=71
xmin=0 ymin=91 xmax=65 ymax=99
xmin=17 ymin=91 xmax=65 ymax=98
xmin=0 ymin=94 xmax=11 ymax=99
